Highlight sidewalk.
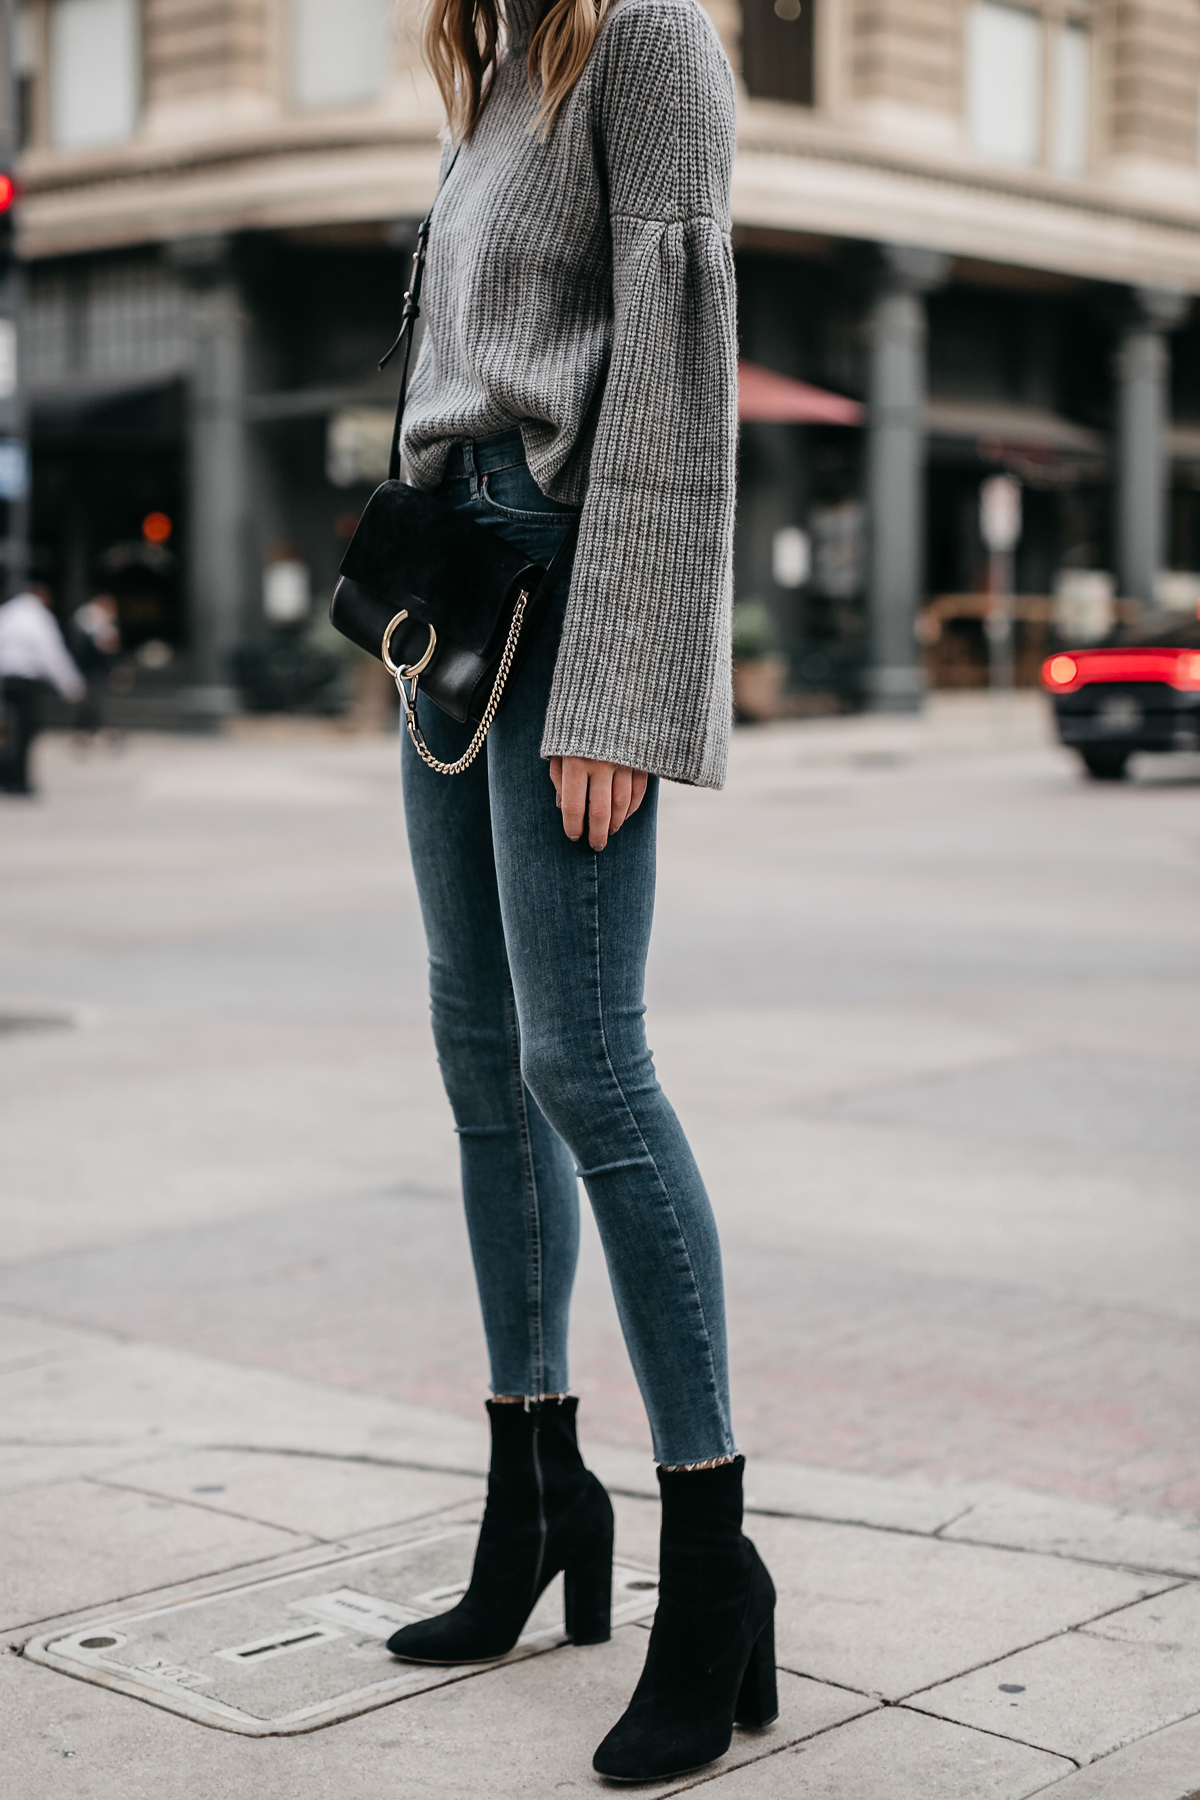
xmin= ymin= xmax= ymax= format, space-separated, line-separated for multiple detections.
xmin=2 ymin=702 xmax=1198 ymax=1795
xmin=3 ymin=1304 xmax=1200 ymax=1797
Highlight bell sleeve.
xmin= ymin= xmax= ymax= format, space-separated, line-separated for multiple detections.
xmin=538 ymin=0 xmax=739 ymax=788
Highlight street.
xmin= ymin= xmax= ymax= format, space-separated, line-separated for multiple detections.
xmin=2 ymin=698 xmax=1199 ymax=1797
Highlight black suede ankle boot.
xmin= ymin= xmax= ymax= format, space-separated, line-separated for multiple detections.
xmin=387 ymin=1397 xmax=613 ymax=1664
xmin=592 ymin=1456 xmax=776 ymax=1782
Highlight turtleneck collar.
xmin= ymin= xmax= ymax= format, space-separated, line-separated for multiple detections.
xmin=503 ymin=0 xmax=544 ymax=50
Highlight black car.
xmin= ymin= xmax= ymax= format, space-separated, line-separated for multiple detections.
xmin=1042 ymin=619 xmax=1200 ymax=780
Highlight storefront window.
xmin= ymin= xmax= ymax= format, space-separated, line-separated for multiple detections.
xmin=290 ymin=0 xmax=390 ymax=109
xmin=49 ymin=0 xmax=139 ymax=150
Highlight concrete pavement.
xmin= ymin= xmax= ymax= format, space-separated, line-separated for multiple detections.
xmin=2 ymin=698 xmax=1199 ymax=1795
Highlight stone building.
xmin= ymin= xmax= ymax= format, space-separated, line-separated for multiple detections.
xmin=10 ymin=0 xmax=1200 ymax=715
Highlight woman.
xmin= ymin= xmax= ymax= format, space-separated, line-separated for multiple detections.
xmin=384 ymin=0 xmax=776 ymax=1779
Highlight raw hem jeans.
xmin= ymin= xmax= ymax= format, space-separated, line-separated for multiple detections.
xmin=400 ymin=431 xmax=734 ymax=1466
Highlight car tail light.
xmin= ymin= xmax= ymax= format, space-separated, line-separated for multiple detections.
xmin=1043 ymin=646 xmax=1200 ymax=692
xmin=1043 ymin=654 xmax=1079 ymax=689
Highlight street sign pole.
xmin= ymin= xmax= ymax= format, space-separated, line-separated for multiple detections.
xmin=0 ymin=0 xmax=27 ymax=600
xmin=980 ymin=474 xmax=1021 ymax=692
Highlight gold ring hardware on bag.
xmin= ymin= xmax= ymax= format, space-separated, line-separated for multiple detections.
xmin=399 ymin=591 xmax=529 ymax=777
xmin=382 ymin=609 xmax=438 ymax=681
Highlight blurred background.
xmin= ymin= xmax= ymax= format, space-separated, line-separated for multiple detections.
xmin=3 ymin=0 xmax=1200 ymax=722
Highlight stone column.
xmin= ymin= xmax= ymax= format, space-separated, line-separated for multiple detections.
xmin=175 ymin=237 xmax=252 ymax=719
xmin=1116 ymin=286 xmax=1189 ymax=611
xmin=864 ymin=243 xmax=947 ymax=713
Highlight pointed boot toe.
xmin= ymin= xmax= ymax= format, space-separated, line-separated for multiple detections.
xmin=386 ymin=1610 xmax=509 ymax=1665
xmin=385 ymin=1618 xmax=436 ymax=1661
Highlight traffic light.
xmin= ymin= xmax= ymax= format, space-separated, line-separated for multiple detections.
xmin=0 ymin=171 xmax=15 ymax=275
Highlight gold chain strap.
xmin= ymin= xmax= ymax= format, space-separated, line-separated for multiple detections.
xmin=393 ymin=592 xmax=529 ymax=776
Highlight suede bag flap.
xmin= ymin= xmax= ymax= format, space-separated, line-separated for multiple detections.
xmin=337 ymin=481 xmax=543 ymax=658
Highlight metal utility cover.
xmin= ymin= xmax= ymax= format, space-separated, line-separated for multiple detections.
xmin=24 ymin=1522 xmax=659 ymax=1736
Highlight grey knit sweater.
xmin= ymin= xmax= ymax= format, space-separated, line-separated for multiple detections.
xmin=400 ymin=0 xmax=738 ymax=787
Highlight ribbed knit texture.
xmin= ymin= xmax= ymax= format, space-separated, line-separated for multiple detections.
xmin=401 ymin=0 xmax=738 ymax=788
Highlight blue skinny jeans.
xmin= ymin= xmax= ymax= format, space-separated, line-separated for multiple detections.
xmin=401 ymin=430 xmax=734 ymax=1467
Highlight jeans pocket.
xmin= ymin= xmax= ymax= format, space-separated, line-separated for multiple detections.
xmin=479 ymin=466 xmax=582 ymax=525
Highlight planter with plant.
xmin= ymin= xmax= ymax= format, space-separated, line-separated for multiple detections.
xmin=731 ymin=599 xmax=788 ymax=720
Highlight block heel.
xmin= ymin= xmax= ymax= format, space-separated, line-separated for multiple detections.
xmin=564 ymin=1534 xmax=613 ymax=1644
xmin=734 ymin=1614 xmax=778 ymax=1727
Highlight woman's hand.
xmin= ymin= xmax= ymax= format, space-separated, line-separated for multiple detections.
xmin=550 ymin=756 xmax=649 ymax=850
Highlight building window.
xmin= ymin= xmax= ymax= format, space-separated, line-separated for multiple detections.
xmin=15 ymin=5 xmax=41 ymax=151
xmin=87 ymin=262 xmax=189 ymax=378
xmin=26 ymin=261 xmax=188 ymax=386
xmin=966 ymin=2 xmax=1042 ymax=165
xmin=966 ymin=2 xmax=1091 ymax=173
xmin=49 ymin=0 xmax=139 ymax=151
xmin=741 ymin=0 xmax=815 ymax=107
xmin=1051 ymin=21 xmax=1090 ymax=174
xmin=289 ymin=0 xmax=390 ymax=109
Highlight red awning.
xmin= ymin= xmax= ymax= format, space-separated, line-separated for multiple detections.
xmin=738 ymin=359 xmax=864 ymax=426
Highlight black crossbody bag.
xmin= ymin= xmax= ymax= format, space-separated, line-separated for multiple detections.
xmin=330 ymin=168 xmax=579 ymax=775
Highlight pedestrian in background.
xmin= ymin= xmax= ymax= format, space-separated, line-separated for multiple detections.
xmin=0 ymin=584 xmax=85 ymax=795
xmin=70 ymin=592 xmax=122 ymax=747
xmin=379 ymin=0 xmax=775 ymax=1783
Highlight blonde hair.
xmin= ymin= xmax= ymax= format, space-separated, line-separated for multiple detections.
xmin=424 ymin=0 xmax=610 ymax=141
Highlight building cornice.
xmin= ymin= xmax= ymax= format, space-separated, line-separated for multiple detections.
xmin=738 ymin=103 xmax=1200 ymax=235
xmin=17 ymin=138 xmax=445 ymax=258
xmin=735 ymin=115 xmax=1200 ymax=291
xmin=18 ymin=110 xmax=444 ymax=196
xmin=16 ymin=95 xmax=1200 ymax=287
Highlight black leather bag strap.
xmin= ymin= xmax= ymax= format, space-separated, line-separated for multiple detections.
xmin=381 ymin=150 xmax=460 ymax=483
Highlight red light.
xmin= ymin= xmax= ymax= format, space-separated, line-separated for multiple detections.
xmin=142 ymin=511 xmax=172 ymax=545
xmin=0 ymin=174 xmax=14 ymax=212
xmin=1044 ymin=645 xmax=1200 ymax=692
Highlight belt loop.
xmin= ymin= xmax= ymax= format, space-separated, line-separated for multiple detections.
xmin=465 ymin=439 xmax=480 ymax=499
